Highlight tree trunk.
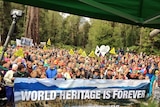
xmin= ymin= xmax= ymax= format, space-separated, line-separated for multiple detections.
xmin=25 ymin=6 xmax=39 ymax=44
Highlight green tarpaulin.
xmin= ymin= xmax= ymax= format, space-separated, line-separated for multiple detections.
xmin=3 ymin=0 xmax=160 ymax=28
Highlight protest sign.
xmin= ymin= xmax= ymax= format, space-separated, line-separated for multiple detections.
xmin=21 ymin=37 xmax=33 ymax=46
xmin=95 ymin=45 xmax=100 ymax=57
xmin=47 ymin=38 xmax=51 ymax=46
xmin=95 ymin=45 xmax=110 ymax=57
xmin=99 ymin=45 xmax=110 ymax=57
xmin=16 ymin=39 xmax=21 ymax=46
xmin=110 ymin=47 xmax=116 ymax=55
xmin=40 ymin=42 xmax=46 ymax=46
xmin=14 ymin=78 xmax=150 ymax=107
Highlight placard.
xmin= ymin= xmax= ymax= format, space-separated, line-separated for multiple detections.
xmin=21 ymin=37 xmax=33 ymax=46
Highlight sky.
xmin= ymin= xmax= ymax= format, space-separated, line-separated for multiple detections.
xmin=59 ymin=12 xmax=91 ymax=24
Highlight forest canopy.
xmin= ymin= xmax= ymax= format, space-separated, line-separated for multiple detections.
xmin=0 ymin=1 xmax=160 ymax=55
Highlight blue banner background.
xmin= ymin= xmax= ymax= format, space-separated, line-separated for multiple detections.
xmin=14 ymin=78 xmax=150 ymax=102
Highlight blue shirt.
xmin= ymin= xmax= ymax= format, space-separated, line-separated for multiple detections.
xmin=146 ymin=73 xmax=154 ymax=80
xmin=46 ymin=68 xmax=57 ymax=78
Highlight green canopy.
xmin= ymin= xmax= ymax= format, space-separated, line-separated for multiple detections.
xmin=3 ymin=0 xmax=160 ymax=28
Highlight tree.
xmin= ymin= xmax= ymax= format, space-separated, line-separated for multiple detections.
xmin=0 ymin=1 xmax=12 ymax=45
xmin=61 ymin=15 xmax=81 ymax=46
xmin=79 ymin=22 xmax=90 ymax=48
xmin=87 ymin=19 xmax=114 ymax=50
xmin=25 ymin=6 xmax=39 ymax=44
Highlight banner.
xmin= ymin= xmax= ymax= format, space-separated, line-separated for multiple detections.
xmin=21 ymin=37 xmax=33 ymax=46
xmin=14 ymin=78 xmax=150 ymax=107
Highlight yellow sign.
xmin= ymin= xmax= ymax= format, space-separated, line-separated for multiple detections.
xmin=43 ymin=45 xmax=47 ymax=50
xmin=81 ymin=51 xmax=87 ymax=57
xmin=14 ymin=48 xmax=24 ymax=57
xmin=0 ymin=46 xmax=3 ymax=54
xmin=69 ymin=49 xmax=74 ymax=55
xmin=88 ymin=51 xmax=95 ymax=57
xmin=110 ymin=48 xmax=116 ymax=55
xmin=78 ymin=49 xmax=83 ymax=54
xmin=47 ymin=38 xmax=51 ymax=46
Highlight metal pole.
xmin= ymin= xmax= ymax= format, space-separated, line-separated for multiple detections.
xmin=0 ymin=18 xmax=16 ymax=61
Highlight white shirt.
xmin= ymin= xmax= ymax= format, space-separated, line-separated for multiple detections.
xmin=4 ymin=70 xmax=15 ymax=87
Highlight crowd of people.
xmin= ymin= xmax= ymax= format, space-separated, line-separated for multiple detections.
xmin=0 ymin=45 xmax=160 ymax=106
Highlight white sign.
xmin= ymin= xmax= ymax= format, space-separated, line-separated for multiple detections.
xmin=95 ymin=45 xmax=110 ymax=57
xmin=95 ymin=45 xmax=100 ymax=57
xmin=21 ymin=37 xmax=33 ymax=46
xmin=99 ymin=45 xmax=110 ymax=57
xmin=40 ymin=42 xmax=46 ymax=46
xmin=16 ymin=39 xmax=21 ymax=46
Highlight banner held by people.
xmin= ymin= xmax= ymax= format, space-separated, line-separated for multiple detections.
xmin=14 ymin=78 xmax=150 ymax=103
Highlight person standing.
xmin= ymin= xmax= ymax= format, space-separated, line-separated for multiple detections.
xmin=13 ymin=64 xmax=30 ymax=78
xmin=46 ymin=62 xmax=57 ymax=78
xmin=3 ymin=64 xmax=18 ymax=106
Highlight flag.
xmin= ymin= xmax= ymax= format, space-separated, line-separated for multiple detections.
xmin=4 ymin=52 xmax=7 ymax=57
xmin=95 ymin=45 xmax=100 ymax=57
xmin=69 ymin=49 xmax=74 ymax=55
xmin=47 ymin=38 xmax=51 ymax=46
xmin=0 ymin=47 xmax=7 ymax=57
xmin=88 ymin=51 xmax=95 ymax=57
xmin=110 ymin=47 xmax=116 ymax=55
xmin=14 ymin=48 xmax=24 ymax=57
xmin=81 ymin=51 xmax=87 ymax=57
xmin=43 ymin=45 xmax=47 ymax=50
xmin=0 ymin=46 xmax=3 ymax=54
xmin=78 ymin=49 xmax=83 ymax=54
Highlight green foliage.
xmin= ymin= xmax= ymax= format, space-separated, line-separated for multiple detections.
xmin=140 ymin=98 xmax=158 ymax=107
xmin=39 ymin=9 xmax=63 ymax=44
xmin=1 ymin=2 xmax=160 ymax=55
